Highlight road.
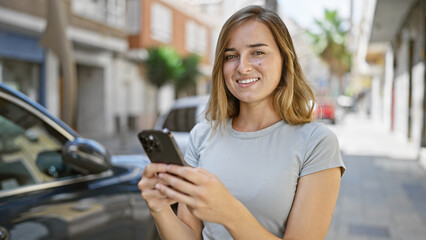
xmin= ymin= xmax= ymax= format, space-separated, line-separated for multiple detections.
xmin=326 ymin=114 xmax=426 ymax=240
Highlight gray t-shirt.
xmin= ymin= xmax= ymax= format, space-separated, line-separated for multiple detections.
xmin=184 ymin=119 xmax=345 ymax=239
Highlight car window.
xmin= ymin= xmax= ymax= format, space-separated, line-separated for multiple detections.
xmin=0 ymin=98 xmax=72 ymax=192
xmin=162 ymin=107 xmax=196 ymax=132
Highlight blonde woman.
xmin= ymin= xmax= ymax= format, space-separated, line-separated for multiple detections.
xmin=139 ymin=5 xmax=345 ymax=240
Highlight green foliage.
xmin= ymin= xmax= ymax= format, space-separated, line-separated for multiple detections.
xmin=145 ymin=46 xmax=201 ymax=99
xmin=172 ymin=54 xmax=201 ymax=92
xmin=308 ymin=9 xmax=352 ymax=77
xmin=144 ymin=46 xmax=184 ymax=89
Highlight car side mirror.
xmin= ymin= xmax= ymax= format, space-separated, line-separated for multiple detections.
xmin=63 ymin=138 xmax=111 ymax=175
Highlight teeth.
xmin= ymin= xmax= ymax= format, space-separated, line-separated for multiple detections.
xmin=238 ymin=78 xmax=259 ymax=84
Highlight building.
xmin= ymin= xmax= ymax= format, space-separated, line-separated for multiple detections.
xmin=0 ymin=0 xmax=141 ymax=137
xmin=127 ymin=0 xmax=218 ymax=125
xmin=355 ymin=0 xmax=425 ymax=159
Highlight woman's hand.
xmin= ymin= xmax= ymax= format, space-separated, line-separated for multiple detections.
xmin=138 ymin=163 xmax=178 ymax=213
xmin=155 ymin=165 xmax=237 ymax=224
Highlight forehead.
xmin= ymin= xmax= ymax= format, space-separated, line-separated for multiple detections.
xmin=226 ymin=19 xmax=276 ymax=48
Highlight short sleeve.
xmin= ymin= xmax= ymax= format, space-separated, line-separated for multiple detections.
xmin=300 ymin=124 xmax=345 ymax=177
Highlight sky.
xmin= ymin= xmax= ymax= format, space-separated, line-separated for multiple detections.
xmin=278 ymin=0 xmax=361 ymax=31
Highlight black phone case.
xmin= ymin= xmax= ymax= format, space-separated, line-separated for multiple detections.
xmin=138 ymin=130 xmax=186 ymax=166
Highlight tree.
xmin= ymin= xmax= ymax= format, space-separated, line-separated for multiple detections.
xmin=308 ymin=9 xmax=352 ymax=96
xmin=144 ymin=46 xmax=184 ymax=114
xmin=171 ymin=54 xmax=201 ymax=99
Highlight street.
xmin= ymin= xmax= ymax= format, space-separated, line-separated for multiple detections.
xmin=327 ymin=114 xmax=426 ymax=240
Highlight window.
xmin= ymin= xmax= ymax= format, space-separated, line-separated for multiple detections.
xmin=150 ymin=3 xmax=173 ymax=43
xmin=185 ymin=20 xmax=207 ymax=54
xmin=127 ymin=0 xmax=140 ymax=34
xmin=162 ymin=107 xmax=196 ymax=132
xmin=0 ymin=98 xmax=71 ymax=192
xmin=72 ymin=0 xmax=126 ymax=29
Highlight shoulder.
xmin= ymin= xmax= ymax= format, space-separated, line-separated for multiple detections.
xmin=290 ymin=121 xmax=336 ymax=140
xmin=188 ymin=120 xmax=216 ymax=148
xmin=299 ymin=122 xmax=340 ymax=157
xmin=190 ymin=120 xmax=212 ymax=138
xmin=283 ymin=122 xmax=339 ymax=152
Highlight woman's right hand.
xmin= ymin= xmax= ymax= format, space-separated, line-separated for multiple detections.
xmin=138 ymin=163 xmax=177 ymax=213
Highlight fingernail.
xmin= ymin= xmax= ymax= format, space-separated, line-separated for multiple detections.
xmin=155 ymin=184 xmax=161 ymax=189
xmin=158 ymin=173 xmax=164 ymax=178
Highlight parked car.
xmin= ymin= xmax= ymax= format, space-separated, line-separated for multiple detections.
xmin=314 ymin=97 xmax=338 ymax=124
xmin=154 ymin=95 xmax=209 ymax=154
xmin=0 ymin=83 xmax=159 ymax=240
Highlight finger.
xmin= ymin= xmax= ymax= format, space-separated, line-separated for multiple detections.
xmin=155 ymin=183 xmax=196 ymax=206
xmin=165 ymin=165 xmax=208 ymax=184
xmin=139 ymin=175 xmax=171 ymax=191
xmin=141 ymin=189 xmax=177 ymax=210
xmin=141 ymin=189 xmax=169 ymax=200
xmin=193 ymin=167 xmax=216 ymax=178
xmin=142 ymin=163 xmax=169 ymax=177
xmin=158 ymin=173 xmax=199 ymax=196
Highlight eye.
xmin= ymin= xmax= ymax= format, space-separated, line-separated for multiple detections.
xmin=253 ymin=50 xmax=265 ymax=56
xmin=225 ymin=54 xmax=238 ymax=60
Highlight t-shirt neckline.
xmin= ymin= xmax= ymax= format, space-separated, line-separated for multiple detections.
xmin=227 ymin=119 xmax=285 ymax=139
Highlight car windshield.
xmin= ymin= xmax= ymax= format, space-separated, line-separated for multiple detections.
xmin=162 ymin=107 xmax=196 ymax=132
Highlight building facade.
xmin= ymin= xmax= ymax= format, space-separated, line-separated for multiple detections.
xmin=127 ymin=0 xmax=218 ymax=120
xmin=0 ymin=0 xmax=143 ymax=137
xmin=356 ymin=0 xmax=425 ymax=158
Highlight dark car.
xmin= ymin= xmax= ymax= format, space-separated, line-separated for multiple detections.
xmin=0 ymin=83 xmax=159 ymax=240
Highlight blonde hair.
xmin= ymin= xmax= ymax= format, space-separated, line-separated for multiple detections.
xmin=206 ymin=5 xmax=316 ymax=131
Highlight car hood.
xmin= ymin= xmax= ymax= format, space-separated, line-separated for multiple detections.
xmin=110 ymin=154 xmax=150 ymax=170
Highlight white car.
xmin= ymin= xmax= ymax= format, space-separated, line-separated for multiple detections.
xmin=155 ymin=95 xmax=209 ymax=155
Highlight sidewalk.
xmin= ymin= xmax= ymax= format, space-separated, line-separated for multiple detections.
xmin=327 ymin=114 xmax=426 ymax=240
xmin=330 ymin=113 xmax=419 ymax=160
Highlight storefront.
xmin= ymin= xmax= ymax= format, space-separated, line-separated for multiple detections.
xmin=0 ymin=30 xmax=45 ymax=105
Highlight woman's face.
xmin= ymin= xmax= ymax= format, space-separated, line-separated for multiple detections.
xmin=223 ymin=19 xmax=283 ymax=105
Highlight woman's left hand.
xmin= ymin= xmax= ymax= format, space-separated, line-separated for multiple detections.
xmin=155 ymin=165 xmax=237 ymax=224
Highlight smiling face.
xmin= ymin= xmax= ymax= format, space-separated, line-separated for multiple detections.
xmin=223 ymin=19 xmax=283 ymax=106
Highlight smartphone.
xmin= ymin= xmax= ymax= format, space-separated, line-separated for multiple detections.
xmin=138 ymin=129 xmax=186 ymax=166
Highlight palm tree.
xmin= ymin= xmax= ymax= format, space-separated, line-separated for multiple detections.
xmin=144 ymin=46 xmax=184 ymax=114
xmin=308 ymin=9 xmax=351 ymax=96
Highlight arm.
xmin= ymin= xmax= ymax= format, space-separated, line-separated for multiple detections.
xmin=156 ymin=166 xmax=281 ymax=240
xmin=177 ymin=203 xmax=204 ymax=240
xmin=283 ymin=167 xmax=342 ymax=240
xmin=157 ymin=165 xmax=341 ymax=240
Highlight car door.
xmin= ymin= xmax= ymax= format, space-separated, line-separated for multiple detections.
xmin=0 ymin=91 xmax=157 ymax=240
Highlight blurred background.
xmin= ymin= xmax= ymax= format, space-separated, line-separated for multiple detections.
xmin=0 ymin=0 xmax=425 ymax=239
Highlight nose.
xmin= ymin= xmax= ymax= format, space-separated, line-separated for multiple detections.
xmin=237 ymin=55 xmax=252 ymax=74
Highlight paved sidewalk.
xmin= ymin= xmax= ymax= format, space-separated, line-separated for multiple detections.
xmin=326 ymin=114 xmax=426 ymax=240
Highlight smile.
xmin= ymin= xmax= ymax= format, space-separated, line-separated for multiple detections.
xmin=237 ymin=78 xmax=259 ymax=84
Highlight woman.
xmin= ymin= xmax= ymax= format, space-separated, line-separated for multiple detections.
xmin=139 ymin=5 xmax=345 ymax=240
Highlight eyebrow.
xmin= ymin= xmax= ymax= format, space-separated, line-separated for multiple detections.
xmin=224 ymin=43 xmax=268 ymax=52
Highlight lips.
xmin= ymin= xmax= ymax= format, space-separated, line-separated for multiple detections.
xmin=237 ymin=77 xmax=260 ymax=84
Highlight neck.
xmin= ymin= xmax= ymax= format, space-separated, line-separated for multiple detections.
xmin=232 ymin=99 xmax=281 ymax=132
